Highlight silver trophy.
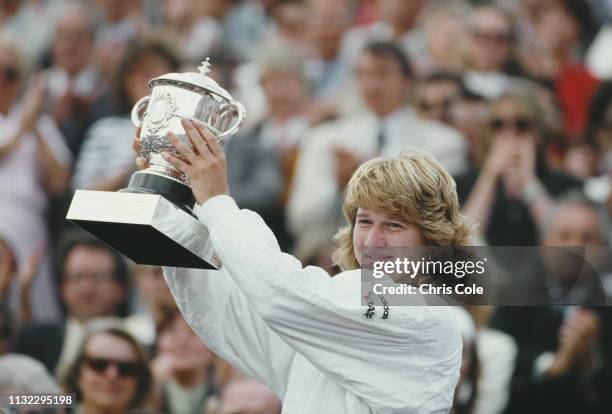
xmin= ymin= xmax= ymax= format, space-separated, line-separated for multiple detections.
xmin=66 ymin=59 xmax=246 ymax=269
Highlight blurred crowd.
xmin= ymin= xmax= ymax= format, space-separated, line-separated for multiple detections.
xmin=1 ymin=0 xmax=612 ymax=413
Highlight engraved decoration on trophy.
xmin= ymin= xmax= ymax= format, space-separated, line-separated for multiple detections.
xmin=66 ymin=58 xmax=246 ymax=269
xmin=146 ymin=92 xmax=177 ymax=134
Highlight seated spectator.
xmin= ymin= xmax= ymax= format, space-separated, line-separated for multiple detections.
xmin=462 ymin=5 xmax=522 ymax=99
xmin=520 ymin=0 xmax=599 ymax=138
xmin=45 ymin=5 xmax=110 ymax=157
xmin=342 ymin=0 xmax=428 ymax=72
xmin=94 ymin=0 xmax=149 ymax=78
xmin=124 ymin=265 xmax=175 ymax=348
xmin=64 ymin=326 xmax=153 ymax=414
xmin=0 ymin=354 xmax=62 ymax=414
xmin=14 ymin=231 xmax=130 ymax=379
xmin=225 ymin=43 xmax=311 ymax=251
xmin=152 ymin=311 xmax=220 ymax=414
xmin=303 ymin=0 xmax=353 ymax=123
xmin=288 ymin=40 xmax=466 ymax=259
xmin=232 ymin=0 xmax=310 ymax=126
xmin=0 ymin=33 xmax=71 ymax=322
xmin=161 ymin=0 xmax=222 ymax=63
xmin=162 ymin=0 xmax=266 ymax=64
xmin=540 ymin=192 xmax=609 ymax=305
xmin=414 ymin=71 xmax=465 ymax=123
xmin=457 ymin=89 xmax=581 ymax=245
xmin=266 ymin=0 xmax=310 ymax=51
xmin=72 ymin=37 xmax=180 ymax=192
xmin=0 ymin=0 xmax=68 ymax=61
xmin=217 ymin=377 xmax=282 ymax=414
xmin=420 ymin=6 xmax=467 ymax=75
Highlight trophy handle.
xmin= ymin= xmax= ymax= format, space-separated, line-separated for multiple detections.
xmin=131 ymin=96 xmax=150 ymax=128
xmin=217 ymin=101 xmax=246 ymax=141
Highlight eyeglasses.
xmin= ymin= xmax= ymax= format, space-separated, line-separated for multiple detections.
xmin=83 ymin=356 xmax=141 ymax=378
xmin=0 ymin=66 xmax=19 ymax=83
xmin=491 ymin=117 xmax=533 ymax=133
xmin=64 ymin=271 xmax=116 ymax=284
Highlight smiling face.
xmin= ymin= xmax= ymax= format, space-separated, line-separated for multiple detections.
xmin=356 ymin=50 xmax=410 ymax=117
xmin=78 ymin=332 xmax=140 ymax=413
xmin=61 ymin=246 xmax=126 ymax=321
xmin=157 ymin=314 xmax=214 ymax=374
xmin=353 ymin=208 xmax=425 ymax=266
xmin=468 ymin=7 xmax=513 ymax=72
xmin=333 ymin=153 xmax=472 ymax=271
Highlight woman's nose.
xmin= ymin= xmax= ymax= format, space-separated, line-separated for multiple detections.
xmin=364 ymin=227 xmax=387 ymax=247
xmin=103 ymin=363 xmax=120 ymax=379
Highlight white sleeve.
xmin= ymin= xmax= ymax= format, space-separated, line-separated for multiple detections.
xmin=286 ymin=130 xmax=338 ymax=237
xmin=162 ymin=264 xmax=295 ymax=398
xmin=473 ymin=329 xmax=517 ymax=414
xmin=195 ymin=195 xmax=462 ymax=412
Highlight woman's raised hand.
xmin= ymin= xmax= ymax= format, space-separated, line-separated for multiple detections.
xmin=162 ymin=118 xmax=229 ymax=205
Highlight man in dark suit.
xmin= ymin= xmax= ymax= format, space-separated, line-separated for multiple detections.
xmin=14 ymin=231 xmax=130 ymax=376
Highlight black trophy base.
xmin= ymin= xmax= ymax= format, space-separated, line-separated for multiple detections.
xmin=75 ymin=220 xmax=213 ymax=268
xmin=120 ymin=171 xmax=196 ymax=214
xmin=66 ymin=190 xmax=216 ymax=269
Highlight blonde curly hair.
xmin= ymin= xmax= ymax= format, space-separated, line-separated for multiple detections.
xmin=332 ymin=150 xmax=474 ymax=271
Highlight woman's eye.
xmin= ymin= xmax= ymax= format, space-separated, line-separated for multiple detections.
xmin=386 ymin=222 xmax=404 ymax=229
xmin=357 ymin=219 xmax=372 ymax=226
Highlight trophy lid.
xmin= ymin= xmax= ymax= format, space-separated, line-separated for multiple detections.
xmin=149 ymin=58 xmax=233 ymax=101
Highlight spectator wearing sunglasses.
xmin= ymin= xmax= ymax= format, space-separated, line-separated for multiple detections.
xmin=414 ymin=71 xmax=465 ymax=123
xmin=456 ymin=89 xmax=581 ymax=246
xmin=463 ymin=5 xmax=523 ymax=100
xmin=64 ymin=327 xmax=152 ymax=414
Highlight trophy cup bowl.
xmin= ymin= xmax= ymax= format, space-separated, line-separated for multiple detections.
xmin=66 ymin=59 xmax=246 ymax=269
xmin=126 ymin=59 xmax=246 ymax=212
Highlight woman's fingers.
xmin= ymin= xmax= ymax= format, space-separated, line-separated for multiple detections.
xmin=167 ymin=131 xmax=197 ymax=164
xmin=192 ymin=119 xmax=222 ymax=157
xmin=133 ymin=137 xmax=148 ymax=169
xmin=136 ymin=156 xmax=148 ymax=170
xmin=162 ymin=151 xmax=191 ymax=173
xmin=181 ymin=118 xmax=208 ymax=157
xmin=132 ymin=137 xmax=140 ymax=155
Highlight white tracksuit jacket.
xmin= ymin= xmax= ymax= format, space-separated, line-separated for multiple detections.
xmin=163 ymin=195 xmax=461 ymax=414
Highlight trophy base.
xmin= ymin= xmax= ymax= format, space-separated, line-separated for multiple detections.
xmin=121 ymin=171 xmax=196 ymax=214
xmin=66 ymin=190 xmax=217 ymax=269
